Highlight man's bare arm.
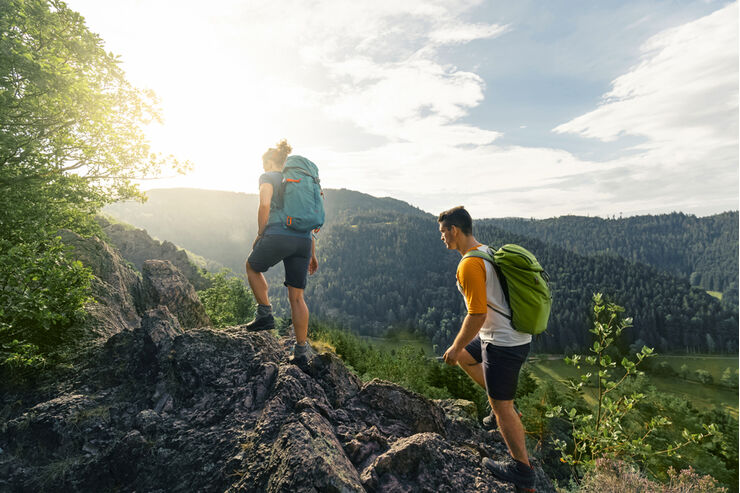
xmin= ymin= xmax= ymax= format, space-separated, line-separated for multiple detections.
xmin=443 ymin=313 xmax=486 ymax=365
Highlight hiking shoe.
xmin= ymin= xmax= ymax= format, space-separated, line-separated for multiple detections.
xmin=289 ymin=342 xmax=317 ymax=364
xmin=482 ymin=405 xmax=523 ymax=430
xmin=483 ymin=458 xmax=535 ymax=491
xmin=244 ymin=313 xmax=275 ymax=331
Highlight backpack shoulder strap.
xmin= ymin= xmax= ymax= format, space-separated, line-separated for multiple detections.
xmin=461 ymin=246 xmax=512 ymax=319
xmin=462 ymin=249 xmax=494 ymax=263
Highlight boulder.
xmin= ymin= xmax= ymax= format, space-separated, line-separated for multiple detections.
xmin=58 ymin=230 xmax=142 ymax=337
xmin=142 ymin=260 xmax=211 ymax=329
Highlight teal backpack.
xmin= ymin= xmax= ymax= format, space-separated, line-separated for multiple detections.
xmin=463 ymin=244 xmax=552 ymax=335
xmin=269 ymin=155 xmax=325 ymax=233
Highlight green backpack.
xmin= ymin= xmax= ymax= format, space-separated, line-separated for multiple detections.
xmin=463 ymin=244 xmax=552 ymax=335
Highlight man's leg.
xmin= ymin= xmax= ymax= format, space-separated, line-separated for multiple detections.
xmin=458 ymin=338 xmax=501 ymax=428
xmin=491 ymin=398 xmax=529 ymax=466
xmin=287 ymin=285 xmax=309 ymax=345
xmin=457 ymin=348 xmax=486 ymax=389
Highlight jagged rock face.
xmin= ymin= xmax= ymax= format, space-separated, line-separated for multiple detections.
xmin=60 ymin=232 xmax=211 ymax=336
xmin=99 ymin=217 xmax=212 ymax=290
xmin=142 ymin=260 xmax=211 ymax=329
xmin=59 ymin=230 xmax=211 ymax=338
xmin=59 ymin=230 xmax=143 ymax=338
xmin=0 ymin=324 xmax=554 ymax=492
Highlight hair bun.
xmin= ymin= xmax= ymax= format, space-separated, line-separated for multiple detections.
xmin=276 ymin=139 xmax=292 ymax=161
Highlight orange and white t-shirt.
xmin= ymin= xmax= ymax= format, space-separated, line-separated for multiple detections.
xmin=456 ymin=244 xmax=532 ymax=347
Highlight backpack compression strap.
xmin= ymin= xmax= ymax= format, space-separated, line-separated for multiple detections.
xmin=461 ymin=248 xmax=513 ymax=320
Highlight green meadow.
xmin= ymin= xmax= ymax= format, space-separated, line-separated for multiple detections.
xmin=528 ymin=354 xmax=739 ymax=417
xmin=363 ymin=333 xmax=738 ymax=417
xmin=363 ymin=329 xmax=435 ymax=355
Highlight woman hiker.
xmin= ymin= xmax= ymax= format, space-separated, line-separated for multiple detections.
xmin=244 ymin=139 xmax=319 ymax=362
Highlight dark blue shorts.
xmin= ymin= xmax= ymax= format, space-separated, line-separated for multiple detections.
xmin=465 ymin=336 xmax=530 ymax=401
xmin=247 ymin=234 xmax=312 ymax=289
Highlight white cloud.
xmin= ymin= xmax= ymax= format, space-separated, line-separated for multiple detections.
xmin=66 ymin=0 xmax=737 ymax=219
xmin=428 ymin=22 xmax=510 ymax=45
xmin=554 ymin=2 xmax=738 ymax=153
xmin=549 ymin=2 xmax=738 ymax=218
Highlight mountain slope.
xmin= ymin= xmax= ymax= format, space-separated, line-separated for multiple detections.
xmin=104 ymin=188 xmax=738 ymax=354
xmin=104 ymin=188 xmax=425 ymax=273
xmin=304 ymin=212 xmax=737 ymax=354
xmin=481 ymin=212 xmax=739 ymax=304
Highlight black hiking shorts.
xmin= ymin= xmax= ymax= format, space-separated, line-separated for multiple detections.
xmin=465 ymin=336 xmax=530 ymax=401
xmin=247 ymin=234 xmax=312 ymax=289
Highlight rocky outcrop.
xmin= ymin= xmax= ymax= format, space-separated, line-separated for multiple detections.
xmin=60 ymin=232 xmax=210 ymax=336
xmin=98 ymin=216 xmax=213 ymax=290
xmin=58 ymin=230 xmax=142 ymax=338
xmin=0 ymin=324 xmax=554 ymax=492
xmin=1 ymin=233 xmax=551 ymax=491
xmin=142 ymin=260 xmax=211 ymax=329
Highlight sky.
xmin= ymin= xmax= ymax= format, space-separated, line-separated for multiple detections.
xmin=66 ymin=0 xmax=738 ymax=219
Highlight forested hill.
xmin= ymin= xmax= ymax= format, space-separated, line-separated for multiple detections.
xmin=482 ymin=213 xmax=739 ymax=307
xmin=304 ymin=211 xmax=737 ymax=354
xmin=104 ymin=188 xmax=738 ymax=354
xmin=104 ymin=188 xmax=425 ymax=272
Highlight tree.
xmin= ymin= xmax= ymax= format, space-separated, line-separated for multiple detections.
xmin=0 ymin=0 xmax=187 ymax=372
xmin=719 ymin=368 xmax=737 ymax=389
xmin=1 ymin=0 xmax=189 ymax=239
xmin=197 ymin=271 xmax=256 ymax=328
xmin=694 ymin=369 xmax=714 ymax=386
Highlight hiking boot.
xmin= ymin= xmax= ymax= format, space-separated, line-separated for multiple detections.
xmin=244 ymin=313 xmax=275 ymax=331
xmin=482 ymin=405 xmax=523 ymax=430
xmin=289 ymin=342 xmax=317 ymax=365
xmin=483 ymin=458 xmax=535 ymax=491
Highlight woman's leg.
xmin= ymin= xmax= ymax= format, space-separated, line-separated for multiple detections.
xmin=246 ymin=260 xmax=270 ymax=306
xmin=287 ymin=285 xmax=309 ymax=344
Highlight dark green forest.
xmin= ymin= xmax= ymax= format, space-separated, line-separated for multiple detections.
xmin=299 ymin=211 xmax=737 ymax=354
xmin=484 ymin=213 xmax=739 ymax=307
xmin=105 ymin=189 xmax=739 ymax=355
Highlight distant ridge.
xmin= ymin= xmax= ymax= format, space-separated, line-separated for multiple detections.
xmin=104 ymin=188 xmax=427 ymax=272
xmin=104 ymin=187 xmax=738 ymax=354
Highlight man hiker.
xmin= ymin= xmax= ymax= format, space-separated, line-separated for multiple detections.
xmin=244 ymin=139 xmax=320 ymax=363
xmin=438 ymin=206 xmax=535 ymax=491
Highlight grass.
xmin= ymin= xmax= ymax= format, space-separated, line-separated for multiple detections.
xmin=362 ymin=329 xmax=434 ymax=355
xmin=358 ymin=330 xmax=739 ymax=417
xmin=706 ymin=290 xmax=723 ymax=300
xmin=528 ymin=354 xmax=738 ymax=418
xmin=655 ymin=354 xmax=737 ymax=382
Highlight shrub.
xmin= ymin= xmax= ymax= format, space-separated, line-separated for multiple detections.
xmin=579 ymin=459 xmax=727 ymax=493
xmin=0 ymin=236 xmax=92 ymax=380
xmin=547 ymin=293 xmax=716 ymax=478
xmin=197 ymin=270 xmax=256 ymax=328
xmin=694 ymin=369 xmax=714 ymax=385
xmin=310 ymin=321 xmax=489 ymax=414
xmin=719 ymin=368 xmax=737 ymax=389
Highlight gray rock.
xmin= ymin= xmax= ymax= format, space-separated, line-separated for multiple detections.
xmin=142 ymin=260 xmax=211 ymax=329
xmin=59 ymin=230 xmax=142 ymax=337
xmin=98 ymin=216 xmax=212 ymax=290
xmin=0 ymin=325 xmax=555 ymax=493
